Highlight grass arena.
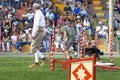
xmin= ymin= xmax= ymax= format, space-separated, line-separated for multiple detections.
xmin=0 ymin=52 xmax=120 ymax=80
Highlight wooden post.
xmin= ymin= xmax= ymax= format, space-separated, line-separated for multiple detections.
xmin=109 ymin=0 xmax=113 ymax=63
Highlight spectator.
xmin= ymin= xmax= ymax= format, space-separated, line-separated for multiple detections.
xmin=21 ymin=0 xmax=28 ymax=8
xmin=73 ymin=4 xmax=81 ymax=16
xmin=83 ymin=15 xmax=91 ymax=36
xmin=18 ymin=30 xmax=29 ymax=45
xmin=7 ymin=10 xmax=13 ymax=21
xmin=54 ymin=27 xmax=64 ymax=51
xmin=75 ymin=16 xmax=83 ymax=41
xmin=3 ymin=15 xmax=11 ymax=29
xmin=11 ymin=15 xmax=19 ymax=27
xmin=0 ymin=8 xmax=5 ymax=20
xmin=95 ymin=22 xmax=108 ymax=39
xmin=63 ymin=2 xmax=72 ymax=16
xmin=46 ymin=9 xmax=54 ymax=21
xmin=57 ymin=15 xmax=64 ymax=26
xmin=14 ymin=0 xmax=21 ymax=9
xmin=115 ymin=0 xmax=120 ymax=14
xmin=12 ymin=30 xmax=29 ymax=52
xmin=23 ymin=21 xmax=30 ymax=34
xmin=11 ymin=31 xmax=20 ymax=52
xmin=80 ymin=4 xmax=88 ymax=20
xmin=41 ymin=3 xmax=48 ymax=15
xmin=1 ymin=29 xmax=10 ymax=52
xmin=27 ymin=28 xmax=32 ymax=45
xmin=21 ymin=14 xmax=28 ymax=24
xmin=90 ymin=15 xmax=99 ymax=37
xmin=42 ymin=32 xmax=51 ymax=52
xmin=25 ymin=8 xmax=34 ymax=26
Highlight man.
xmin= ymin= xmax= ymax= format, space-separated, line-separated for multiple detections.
xmin=61 ymin=19 xmax=77 ymax=59
xmin=29 ymin=3 xmax=46 ymax=68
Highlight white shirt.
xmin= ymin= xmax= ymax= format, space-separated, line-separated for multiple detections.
xmin=96 ymin=25 xmax=108 ymax=36
xmin=11 ymin=35 xmax=18 ymax=44
xmin=32 ymin=10 xmax=46 ymax=37
xmin=46 ymin=12 xmax=54 ymax=20
xmin=26 ymin=12 xmax=34 ymax=20
xmin=83 ymin=19 xmax=90 ymax=27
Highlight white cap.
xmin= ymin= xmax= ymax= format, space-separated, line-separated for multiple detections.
xmin=25 ymin=21 xmax=29 ymax=24
xmin=98 ymin=21 xmax=102 ymax=25
xmin=4 ymin=29 xmax=9 ymax=32
xmin=76 ymin=16 xmax=80 ymax=18
xmin=28 ymin=28 xmax=32 ymax=31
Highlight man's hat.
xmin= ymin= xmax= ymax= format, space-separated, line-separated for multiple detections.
xmin=33 ymin=3 xmax=40 ymax=8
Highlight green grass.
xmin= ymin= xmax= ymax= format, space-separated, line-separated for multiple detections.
xmin=0 ymin=57 xmax=120 ymax=80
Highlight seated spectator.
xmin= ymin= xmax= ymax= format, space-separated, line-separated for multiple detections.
xmin=21 ymin=15 xmax=28 ymax=24
xmin=7 ymin=10 xmax=13 ymax=21
xmin=42 ymin=32 xmax=50 ymax=52
xmin=114 ymin=18 xmax=119 ymax=31
xmin=21 ymin=0 xmax=28 ymax=8
xmin=54 ymin=27 xmax=64 ymax=51
xmin=11 ymin=30 xmax=29 ymax=52
xmin=57 ymin=15 xmax=64 ymax=26
xmin=27 ymin=28 xmax=32 ymax=45
xmin=46 ymin=9 xmax=54 ymax=21
xmin=14 ymin=0 xmax=21 ymax=9
xmin=0 ymin=9 xmax=5 ymax=20
xmin=80 ymin=4 xmax=88 ymax=20
xmin=23 ymin=21 xmax=30 ymax=34
xmin=83 ymin=16 xmax=91 ymax=36
xmin=63 ymin=2 xmax=72 ymax=16
xmin=3 ymin=16 xmax=11 ymax=30
xmin=73 ymin=4 xmax=81 ymax=16
xmin=115 ymin=0 xmax=120 ymax=14
xmin=95 ymin=22 xmax=108 ymax=39
xmin=11 ymin=32 xmax=20 ymax=52
xmin=75 ymin=16 xmax=83 ymax=41
xmin=43 ymin=24 xmax=52 ymax=52
xmin=11 ymin=15 xmax=19 ymax=27
xmin=1 ymin=29 xmax=10 ymax=52
xmin=18 ymin=30 xmax=30 ymax=48
xmin=25 ymin=8 xmax=34 ymax=26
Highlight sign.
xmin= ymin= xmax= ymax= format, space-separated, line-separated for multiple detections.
xmin=68 ymin=55 xmax=96 ymax=80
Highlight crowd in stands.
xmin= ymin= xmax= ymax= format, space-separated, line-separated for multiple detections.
xmin=0 ymin=0 xmax=120 ymax=53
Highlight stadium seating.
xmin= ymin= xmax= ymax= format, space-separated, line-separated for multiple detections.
xmin=89 ymin=0 xmax=107 ymax=23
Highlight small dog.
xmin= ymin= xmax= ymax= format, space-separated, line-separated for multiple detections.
xmin=84 ymin=48 xmax=104 ymax=60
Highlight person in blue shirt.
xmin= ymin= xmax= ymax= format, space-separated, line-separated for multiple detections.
xmin=73 ymin=5 xmax=81 ymax=16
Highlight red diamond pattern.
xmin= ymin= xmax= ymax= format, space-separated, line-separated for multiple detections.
xmin=72 ymin=63 xmax=92 ymax=80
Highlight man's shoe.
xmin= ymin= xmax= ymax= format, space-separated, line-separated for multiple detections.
xmin=40 ymin=58 xmax=47 ymax=67
xmin=29 ymin=63 xmax=39 ymax=68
